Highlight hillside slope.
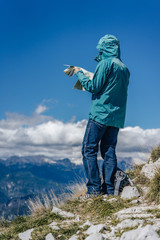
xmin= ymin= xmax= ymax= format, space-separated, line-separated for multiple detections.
xmin=0 ymin=146 xmax=160 ymax=240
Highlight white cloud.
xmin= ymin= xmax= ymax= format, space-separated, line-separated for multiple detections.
xmin=117 ymin=126 xmax=160 ymax=151
xmin=0 ymin=110 xmax=159 ymax=164
xmin=0 ymin=112 xmax=53 ymax=129
xmin=35 ymin=105 xmax=47 ymax=115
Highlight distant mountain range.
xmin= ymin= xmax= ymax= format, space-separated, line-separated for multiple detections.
xmin=0 ymin=155 xmax=135 ymax=220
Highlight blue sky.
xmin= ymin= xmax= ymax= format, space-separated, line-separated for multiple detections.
xmin=0 ymin=0 xmax=160 ymax=129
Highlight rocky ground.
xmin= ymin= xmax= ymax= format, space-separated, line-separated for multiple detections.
xmin=0 ymin=148 xmax=160 ymax=240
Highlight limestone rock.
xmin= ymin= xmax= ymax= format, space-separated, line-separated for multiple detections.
xmin=120 ymin=224 xmax=160 ymax=240
xmin=45 ymin=233 xmax=55 ymax=240
xmin=51 ymin=206 xmax=74 ymax=218
xmin=103 ymin=228 xmax=118 ymax=239
xmin=151 ymin=219 xmax=160 ymax=232
xmin=107 ymin=198 xmax=118 ymax=203
xmin=49 ymin=221 xmax=60 ymax=230
xmin=75 ymin=215 xmax=80 ymax=221
xmin=115 ymin=205 xmax=155 ymax=220
xmin=79 ymin=220 xmax=93 ymax=228
xmin=141 ymin=158 xmax=160 ymax=179
xmin=85 ymin=233 xmax=105 ymax=240
xmin=86 ymin=224 xmax=105 ymax=235
xmin=68 ymin=234 xmax=78 ymax=240
xmin=130 ymin=198 xmax=142 ymax=204
xmin=116 ymin=205 xmax=155 ymax=214
xmin=18 ymin=228 xmax=34 ymax=240
xmin=117 ymin=213 xmax=153 ymax=220
xmin=121 ymin=186 xmax=140 ymax=200
xmin=60 ymin=216 xmax=80 ymax=228
xmin=115 ymin=219 xmax=144 ymax=229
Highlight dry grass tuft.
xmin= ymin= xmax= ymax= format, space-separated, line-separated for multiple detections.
xmin=150 ymin=145 xmax=160 ymax=163
xmin=66 ymin=180 xmax=87 ymax=199
xmin=127 ymin=164 xmax=145 ymax=180
xmin=28 ymin=190 xmax=62 ymax=216
xmin=146 ymin=168 xmax=160 ymax=204
xmin=28 ymin=179 xmax=87 ymax=216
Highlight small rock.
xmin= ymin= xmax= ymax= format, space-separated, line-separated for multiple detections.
xmin=49 ymin=221 xmax=57 ymax=226
xmin=45 ymin=233 xmax=55 ymax=240
xmin=86 ymin=224 xmax=105 ymax=235
xmin=80 ymin=220 xmax=93 ymax=228
xmin=130 ymin=199 xmax=142 ymax=204
xmin=141 ymin=186 xmax=148 ymax=194
xmin=103 ymin=194 xmax=108 ymax=199
xmin=69 ymin=234 xmax=78 ymax=240
xmin=52 ymin=206 xmax=74 ymax=218
xmin=107 ymin=198 xmax=118 ymax=203
xmin=18 ymin=228 xmax=34 ymax=240
xmin=116 ymin=205 xmax=156 ymax=214
xmin=120 ymin=224 xmax=160 ymax=240
xmin=105 ymin=227 xmax=116 ymax=238
xmin=48 ymin=221 xmax=60 ymax=230
xmin=85 ymin=233 xmax=105 ymax=240
xmin=151 ymin=220 xmax=160 ymax=232
xmin=117 ymin=213 xmax=153 ymax=220
xmin=116 ymin=219 xmax=144 ymax=229
xmin=121 ymin=186 xmax=140 ymax=200
xmin=114 ymin=205 xmax=156 ymax=220
xmin=141 ymin=158 xmax=160 ymax=180
xmin=75 ymin=215 xmax=80 ymax=221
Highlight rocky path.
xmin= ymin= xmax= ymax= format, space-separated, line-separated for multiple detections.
xmin=17 ymin=196 xmax=160 ymax=240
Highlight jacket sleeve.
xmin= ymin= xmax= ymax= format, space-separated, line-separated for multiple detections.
xmin=75 ymin=61 xmax=109 ymax=94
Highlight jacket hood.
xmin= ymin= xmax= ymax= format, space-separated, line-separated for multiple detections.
xmin=96 ymin=34 xmax=120 ymax=59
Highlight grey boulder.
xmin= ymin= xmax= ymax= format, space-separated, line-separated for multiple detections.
xmin=45 ymin=233 xmax=55 ymax=240
xmin=120 ymin=224 xmax=160 ymax=240
xmin=121 ymin=186 xmax=140 ymax=200
xmin=51 ymin=206 xmax=74 ymax=218
xmin=85 ymin=233 xmax=106 ymax=240
xmin=18 ymin=228 xmax=34 ymax=240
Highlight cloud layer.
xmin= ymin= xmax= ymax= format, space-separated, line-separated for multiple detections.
xmin=0 ymin=107 xmax=159 ymax=164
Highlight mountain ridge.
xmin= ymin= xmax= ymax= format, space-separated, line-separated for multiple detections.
xmin=0 ymin=155 xmax=141 ymax=220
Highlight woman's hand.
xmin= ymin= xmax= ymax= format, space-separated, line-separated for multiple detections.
xmin=74 ymin=67 xmax=79 ymax=74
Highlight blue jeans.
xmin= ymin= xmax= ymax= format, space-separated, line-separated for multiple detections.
xmin=82 ymin=119 xmax=119 ymax=195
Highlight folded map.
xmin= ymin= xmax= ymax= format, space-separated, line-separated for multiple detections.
xmin=64 ymin=65 xmax=94 ymax=91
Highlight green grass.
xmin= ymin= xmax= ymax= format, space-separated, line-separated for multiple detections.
xmin=0 ymin=217 xmax=10 ymax=228
xmin=146 ymin=208 xmax=160 ymax=214
xmin=134 ymin=174 xmax=150 ymax=185
xmin=0 ymin=209 xmax=64 ymax=239
xmin=31 ymin=222 xmax=80 ymax=240
xmin=60 ymin=195 xmax=132 ymax=223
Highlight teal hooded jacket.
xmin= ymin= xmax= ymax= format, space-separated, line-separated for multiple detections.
xmin=76 ymin=34 xmax=130 ymax=128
